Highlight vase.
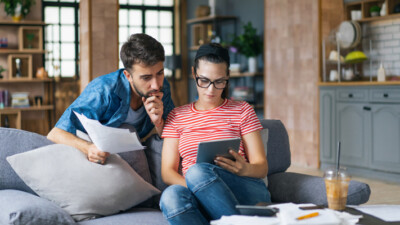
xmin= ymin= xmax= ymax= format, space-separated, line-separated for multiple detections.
xmin=248 ymin=57 xmax=257 ymax=73
xmin=209 ymin=0 xmax=216 ymax=16
xmin=12 ymin=3 xmax=23 ymax=22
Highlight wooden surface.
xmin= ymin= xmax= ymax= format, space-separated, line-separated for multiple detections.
xmin=264 ymin=0 xmax=324 ymax=168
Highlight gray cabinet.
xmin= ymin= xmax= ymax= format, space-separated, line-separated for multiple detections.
xmin=320 ymin=88 xmax=336 ymax=164
xmin=320 ymin=85 xmax=400 ymax=182
xmin=336 ymin=102 xmax=369 ymax=168
xmin=370 ymin=104 xmax=400 ymax=173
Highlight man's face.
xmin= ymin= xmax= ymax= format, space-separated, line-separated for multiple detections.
xmin=124 ymin=61 xmax=164 ymax=99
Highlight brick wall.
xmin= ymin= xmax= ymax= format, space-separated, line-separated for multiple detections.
xmin=362 ymin=18 xmax=400 ymax=78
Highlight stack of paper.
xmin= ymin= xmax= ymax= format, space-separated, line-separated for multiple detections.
xmin=74 ymin=111 xmax=144 ymax=153
xmin=210 ymin=203 xmax=362 ymax=225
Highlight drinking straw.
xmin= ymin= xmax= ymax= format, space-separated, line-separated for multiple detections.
xmin=336 ymin=141 xmax=341 ymax=178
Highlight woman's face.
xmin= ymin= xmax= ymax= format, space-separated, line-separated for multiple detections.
xmin=193 ymin=60 xmax=229 ymax=105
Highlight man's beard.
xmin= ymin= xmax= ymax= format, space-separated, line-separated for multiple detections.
xmin=132 ymin=81 xmax=163 ymax=99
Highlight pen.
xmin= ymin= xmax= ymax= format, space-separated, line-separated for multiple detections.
xmin=296 ymin=212 xmax=319 ymax=220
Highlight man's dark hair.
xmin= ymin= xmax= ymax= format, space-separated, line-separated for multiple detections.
xmin=193 ymin=43 xmax=230 ymax=98
xmin=120 ymin=33 xmax=165 ymax=71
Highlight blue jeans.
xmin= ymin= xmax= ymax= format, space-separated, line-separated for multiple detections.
xmin=159 ymin=163 xmax=271 ymax=225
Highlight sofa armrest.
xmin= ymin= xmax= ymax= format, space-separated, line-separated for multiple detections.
xmin=268 ymin=172 xmax=371 ymax=205
xmin=0 ymin=190 xmax=76 ymax=225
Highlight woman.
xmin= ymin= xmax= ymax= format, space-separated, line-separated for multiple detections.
xmin=160 ymin=43 xmax=271 ymax=225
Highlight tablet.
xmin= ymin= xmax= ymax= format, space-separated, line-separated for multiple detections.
xmin=196 ymin=137 xmax=241 ymax=164
xmin=236 ymin=205 xmax=279 ymax=217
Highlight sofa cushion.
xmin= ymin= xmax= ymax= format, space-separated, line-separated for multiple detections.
xmin=7 ymin=144 xmax=160 ymax=221
xmin=259 ymin=120 xmax=291 ymax=175
xmin=268 ymin=172 xmax=371 ymax=205
xmin=0 ymin=128 xmax=53 ymax=195
xmin=143 ymin=134 xmax=169 ymax=192
xmin=78 ymin=208 xmax=167 ymax=225
xmin=0 ymin=189 xmax=76 ymax=225
xmin=77 ymin=128 xmax=153 ymax=185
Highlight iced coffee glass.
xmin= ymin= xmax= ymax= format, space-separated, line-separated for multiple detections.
xmin=324 ymin=168 xmax=350 ymax=210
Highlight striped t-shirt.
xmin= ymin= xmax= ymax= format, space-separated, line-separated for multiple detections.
xmin=161 ymin=99 xmax=263 ymax=175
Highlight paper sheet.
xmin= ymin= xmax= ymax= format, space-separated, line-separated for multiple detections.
xmin=74 ymin=111 xmax=144 ymax=153
xmin=350 ymin=205 xmax=400 ymax=222
xmin=210 ymin=215 xmax=280 ymax=225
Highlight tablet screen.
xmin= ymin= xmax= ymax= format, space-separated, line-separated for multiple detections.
xmin=196 ymin=138 xmax=241 ymax=164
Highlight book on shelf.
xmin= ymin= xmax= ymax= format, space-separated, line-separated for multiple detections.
xmin=11 ymin=92 xmax=29 ymax=108
xmin=0 ymin=89 xmax=10 ymax=108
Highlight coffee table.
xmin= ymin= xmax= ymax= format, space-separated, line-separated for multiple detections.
xmin=344 ymin=207 xmax=400 ymax=225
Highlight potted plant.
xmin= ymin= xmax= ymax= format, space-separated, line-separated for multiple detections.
xmin=0 ymin=0 xmax=35 ymax=22
xmin=370 ymin=5 xmax=380 ymax=17
xmin=230 ymin=22 xmax=263 ymax=73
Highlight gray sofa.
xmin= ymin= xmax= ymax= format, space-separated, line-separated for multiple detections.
xmin=0 ymin=120 xmax=371 ymax=225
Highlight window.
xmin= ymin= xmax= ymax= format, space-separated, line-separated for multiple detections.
xmin=118 ymin=0 xmax=175 ymax=76
xmin=43 ymin=0 xmax=80 ymax=78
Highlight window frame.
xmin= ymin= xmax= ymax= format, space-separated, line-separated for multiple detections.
xmin=118 ymin=2 xmax=176 ymax=76
xmin=42 ymin=0 xmax=80 ymax=78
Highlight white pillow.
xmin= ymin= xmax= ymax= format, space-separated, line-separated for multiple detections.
xmin=6 ymin=144 xmax=160 ymax=221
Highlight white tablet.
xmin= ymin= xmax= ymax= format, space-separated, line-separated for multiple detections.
xmin=196 ymin=137 xmax=241 ymax=164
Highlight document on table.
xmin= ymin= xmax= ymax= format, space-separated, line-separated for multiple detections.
xmin=210 ymin=203 xmax=361 ymax=225
xmin=350 ymin=205 xmax=400 ymax=222
xmin=73 ymin=111 xmax=145 ymax=153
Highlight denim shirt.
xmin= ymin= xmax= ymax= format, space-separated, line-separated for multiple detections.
xmin=55 ymin=69 xmax=175 ymax=139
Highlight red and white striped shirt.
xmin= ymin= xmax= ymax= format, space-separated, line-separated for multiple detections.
xmin=162 ymin=99 xmax=263 ymax=175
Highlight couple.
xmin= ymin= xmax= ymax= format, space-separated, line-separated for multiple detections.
xmin=47 ymin=33 xmax=271 ymax=225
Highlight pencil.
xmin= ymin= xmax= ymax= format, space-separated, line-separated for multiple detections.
xmin=296 ymin=212 xmax=319 ymax=220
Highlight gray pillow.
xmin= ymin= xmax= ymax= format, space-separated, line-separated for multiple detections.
xmin=7 ymin=144 xmax=160 ymax=221
xmin=0 ymin=189 xmax=76 ymax=225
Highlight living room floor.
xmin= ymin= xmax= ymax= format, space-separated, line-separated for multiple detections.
xmin=287 ymin=165 xmax=400 ymax=205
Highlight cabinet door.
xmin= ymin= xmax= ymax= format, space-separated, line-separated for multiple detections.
xmin=320 ymin=89 xmax=336 ymax=163
xmin=370 ymin=104 xmax=400 ymax=173
xmin=336 ymin=103 xmax=369 ymax=168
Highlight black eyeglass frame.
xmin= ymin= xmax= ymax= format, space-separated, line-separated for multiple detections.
xmin=194 ymin=75 xmax=229 ymax=90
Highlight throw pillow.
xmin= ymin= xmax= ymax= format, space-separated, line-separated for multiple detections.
xmin=0 ymin=189 xmax=76 ymax=225
xmin=7 ymin=144 xmax=160 ymax=221
xmin=260 ymin=128 xmax=269 ymax=186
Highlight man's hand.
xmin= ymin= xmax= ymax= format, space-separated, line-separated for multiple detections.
xmin=87 ymin=143 xmax=110 ymax=164
xmin=214 ymin=150 xmax=250 ymax=176
xmin=142 ymin=91 xmax=164 ymax=128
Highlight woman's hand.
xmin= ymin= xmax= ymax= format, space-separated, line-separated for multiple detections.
xmin=214 ymin=149 xmax=250 ymax=176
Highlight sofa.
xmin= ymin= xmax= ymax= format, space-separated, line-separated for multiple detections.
xmin=0 ymin=119 xmax=371 ymax=225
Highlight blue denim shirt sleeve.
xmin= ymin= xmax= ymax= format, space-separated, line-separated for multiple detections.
xmin=55 ymin=84 xmax=111 ymax=135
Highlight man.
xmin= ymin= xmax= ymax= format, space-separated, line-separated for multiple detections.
xmin=47 ymin=33 xmax=174 ymax=165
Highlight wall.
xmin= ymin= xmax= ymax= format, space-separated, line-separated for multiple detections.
xmin=186 ymin=0 xmax=264 ymax=102
xmin=264 ymin=0 xmax=320 ymax=167
xmin=362 ymin=18 xmax=400 ymax=78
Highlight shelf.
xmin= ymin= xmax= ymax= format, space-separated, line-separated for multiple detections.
xmin=0 ymin=49 xmax=48 ymax=54
xmin=345 ymin=0 xmax=400 ymax=22
xmin=0 ymin=20 xmax=46 ymax=26
xmin=186 ymin=15 xmax=237 ymax=24
xmin=318 ymin=81 xmax=400 ymax=86
xmin=230 ymin=72 xmax=263 ymax=77
xmin=0 ymin=105 xmax=54 ymax=113
xmin=354 ymin=13 xmax=400 ymax=22
xmin=0 ymin=78 xmax=53 ymax=83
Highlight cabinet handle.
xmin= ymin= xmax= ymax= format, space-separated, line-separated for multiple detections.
xmin=383 ymin=93 xmax=389 ymax=98
xmin=363 ymin=106 xmax=371 ymax=111
xmin=348 ymin=93 xmax=353 ymax=98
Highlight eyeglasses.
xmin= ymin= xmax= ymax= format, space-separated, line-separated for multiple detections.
xmin=195 ymin=76 xmax=229 ymax=89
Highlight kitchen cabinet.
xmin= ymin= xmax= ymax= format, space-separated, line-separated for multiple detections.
xmin=320 ymin=85 xmax=400 ymax=182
